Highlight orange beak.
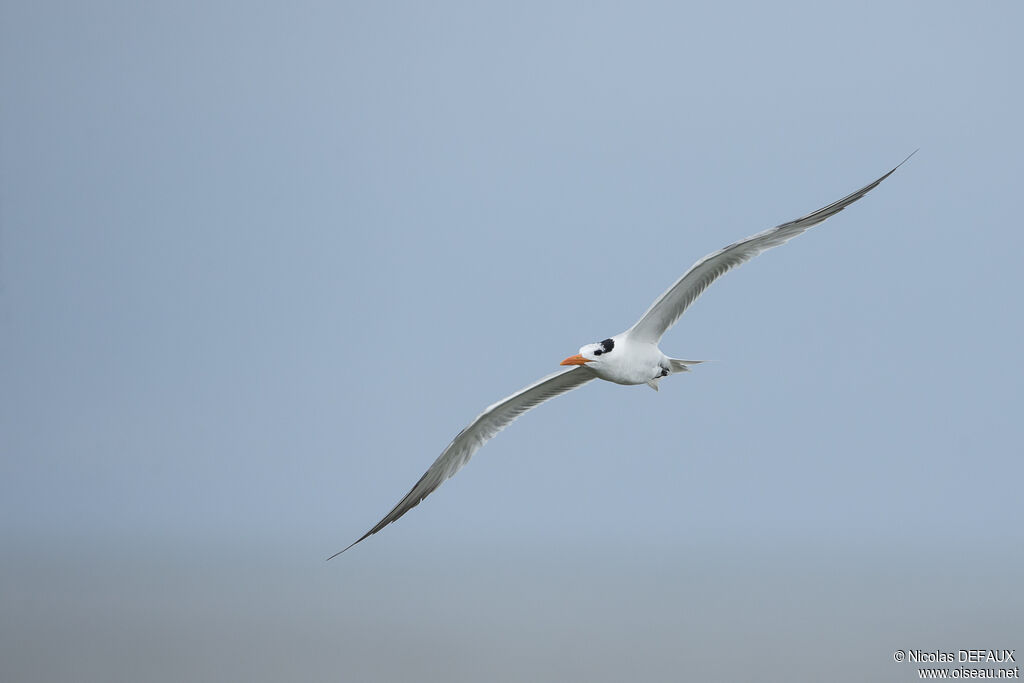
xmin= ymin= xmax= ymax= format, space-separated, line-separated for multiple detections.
xmin=560 ymin=354 xmax=591 ymax=366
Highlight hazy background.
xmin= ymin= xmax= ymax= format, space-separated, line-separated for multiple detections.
xmin=3 ymin=2 xmax=1022 ymax=681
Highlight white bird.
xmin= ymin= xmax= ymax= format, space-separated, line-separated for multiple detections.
xmin=331 ymin=156 xmax=912 ymax=558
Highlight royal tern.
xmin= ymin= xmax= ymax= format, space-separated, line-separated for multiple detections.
xmin=331 ymin=156 xmax=911 ymax=558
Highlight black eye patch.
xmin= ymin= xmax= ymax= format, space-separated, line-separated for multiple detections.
xmin=599 ymin=338 xmax=614 ymax=354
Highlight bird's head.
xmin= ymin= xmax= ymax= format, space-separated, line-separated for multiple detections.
xmin=560 ymin=337 xmax=615 ymax=366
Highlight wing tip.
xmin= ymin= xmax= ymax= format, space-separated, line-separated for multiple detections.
xmin=886 ymin=149 xmax=919 ymax=177
xmin=326 ymin=535 xmax=368 ymax=561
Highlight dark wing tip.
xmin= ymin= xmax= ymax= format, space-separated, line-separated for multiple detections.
xmin=326 ymin=469 xmax=437 ymax=561
xmin=325 ymin=510 xmax=407 ymax=561
xmin=326 ymin=532 xmax=372 ymax=561
xmin=883 ymin=149 xmax=919 ymax=180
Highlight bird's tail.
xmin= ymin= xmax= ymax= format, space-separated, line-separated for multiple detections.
xmin=669 ymin=358 xmax=706 ymax=373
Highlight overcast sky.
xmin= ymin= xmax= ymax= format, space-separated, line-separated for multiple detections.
xmin=3 ymin=2 xmax=1022 ymax=681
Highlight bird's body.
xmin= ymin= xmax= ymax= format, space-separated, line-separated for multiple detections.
xmin=331 ymin=155 xmax=913 ymax=558
xmin=585 ymin=335 xmax=669 ymax=386
xmin=568 ymin=335 xmax=696 ymax=390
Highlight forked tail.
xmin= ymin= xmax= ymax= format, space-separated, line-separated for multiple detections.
xmin=669 ymin=358 xmax=706 ymax=373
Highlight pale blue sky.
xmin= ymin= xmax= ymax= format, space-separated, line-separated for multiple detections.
xmin=2 ymin=2 xmax=1022 ymax=681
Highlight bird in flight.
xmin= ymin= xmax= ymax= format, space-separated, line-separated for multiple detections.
xmin=331 ymin=155 xmax=913 ymax=559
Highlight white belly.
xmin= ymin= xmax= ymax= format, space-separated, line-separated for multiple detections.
xmin=590 ymin=340 xmax=668 ymax=386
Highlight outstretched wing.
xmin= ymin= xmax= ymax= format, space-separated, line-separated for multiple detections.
xmin=330 ymin=365 xmax=597 ymax=558
xmin=626 ymin=154 xmax=913 ymax=344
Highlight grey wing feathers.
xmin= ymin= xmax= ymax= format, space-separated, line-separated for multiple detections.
xmin=329 ymin=365 xmax=596 ymax=558
xmin=626 ymin=154 xmax=913 ymax=344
